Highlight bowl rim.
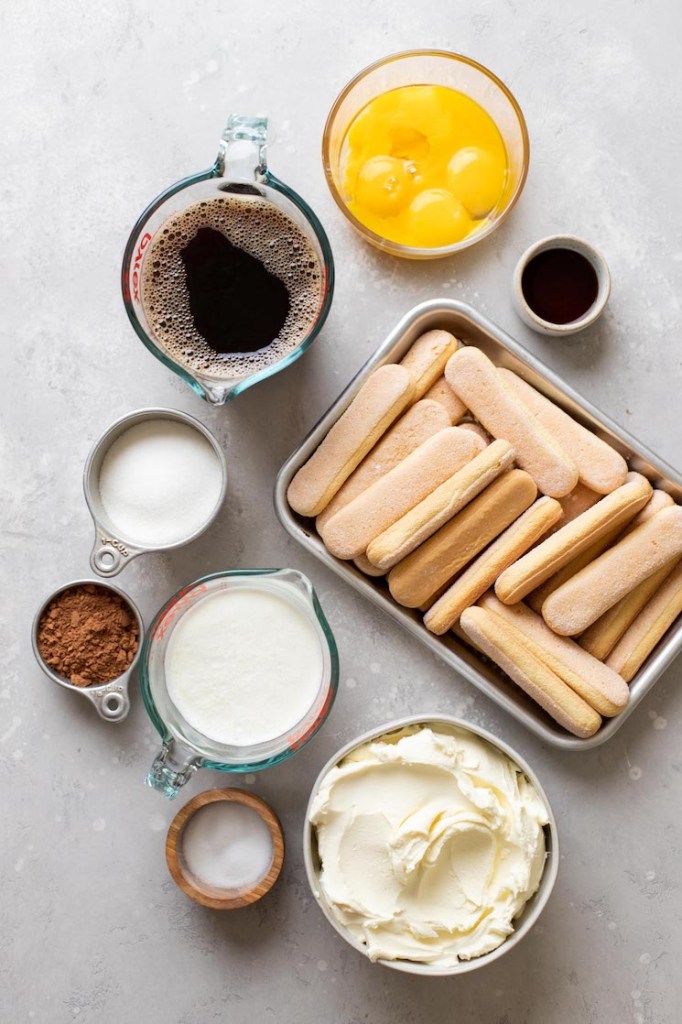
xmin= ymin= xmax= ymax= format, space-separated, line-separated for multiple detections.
xmin=321 ymin=48 xmax=530 ymax=258
xmin=303 ymin=713 xmax=559 ymax=975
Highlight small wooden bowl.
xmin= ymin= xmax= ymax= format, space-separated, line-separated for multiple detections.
xmin=166 ymin=788 xmax=284 ymax=910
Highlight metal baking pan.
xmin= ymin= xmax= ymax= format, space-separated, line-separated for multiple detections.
xmin=274 ymin=299 xmax=682 ymax=749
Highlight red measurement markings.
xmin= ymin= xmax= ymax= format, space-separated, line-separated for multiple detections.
xmin=131 ymin=232 xmax=152 ymax=302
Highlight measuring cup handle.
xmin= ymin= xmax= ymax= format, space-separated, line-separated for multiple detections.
xmin=215 ymin=114 xmax=268 ymax=183
xmin=147 ymin=741 xmax=201 ymax=799
xmin=90 ymin=533 xmax=138 ymax=577
xmin=88 ymin=683 xmax=131 ymax=723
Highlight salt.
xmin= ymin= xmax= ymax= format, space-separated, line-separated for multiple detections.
xmin=98 ymin=418 xmax=223 ymax=545
xmin=182 ymin=802 xmax=274 ymax=891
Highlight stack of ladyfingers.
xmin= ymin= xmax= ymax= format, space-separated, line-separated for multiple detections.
xmin=287 ymin=332 xmax=682 ymax=738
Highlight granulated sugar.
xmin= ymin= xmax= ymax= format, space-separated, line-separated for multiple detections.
xmin=98 ymin=418 xmax=223 ymax=545
xmin=182 ymin=802 xmax=273 ymax=891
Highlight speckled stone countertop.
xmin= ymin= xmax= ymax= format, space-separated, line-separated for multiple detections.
xmin=3 ymin=2 xmax=681 ymax=1022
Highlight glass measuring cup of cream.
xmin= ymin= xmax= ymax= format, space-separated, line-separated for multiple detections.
xmin=140 ymin=569 xmax=339 ymax=798
xmin=122 ymin=115 xmax=334 ymax=405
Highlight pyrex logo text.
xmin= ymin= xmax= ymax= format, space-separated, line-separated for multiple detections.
xmin=132 ymin=232 xmax=152 ymax=302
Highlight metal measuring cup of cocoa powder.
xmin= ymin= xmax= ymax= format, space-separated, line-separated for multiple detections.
xmin=31 ymin=579 xmax=144 ymax=722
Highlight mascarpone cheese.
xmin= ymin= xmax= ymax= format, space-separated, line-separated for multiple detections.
xmin=309 ymin=725 xmax=548 ymax=965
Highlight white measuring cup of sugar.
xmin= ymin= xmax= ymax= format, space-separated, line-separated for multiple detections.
xmin=83 ymin=407 xmax=227 ymax=577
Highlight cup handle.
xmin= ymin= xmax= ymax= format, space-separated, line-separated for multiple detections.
xmin=215 ymin=114 xmax=268 ymax=183
xmin=147 ymin=740 xmax=201 ymax=799
xmin=87 ymin=682 xmax=131 ymax=723
xmin=90 ymin=530 xmax=139 ymax=577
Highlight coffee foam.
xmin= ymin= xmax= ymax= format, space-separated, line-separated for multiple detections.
xmin=140 ymin=196 xmax=324 ymax=380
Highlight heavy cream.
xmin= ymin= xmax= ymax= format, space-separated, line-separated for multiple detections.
xmin=310 ymin=725 xmax=548 ymax=965
xmin=165 ymin=587 xmax=323 ymax=746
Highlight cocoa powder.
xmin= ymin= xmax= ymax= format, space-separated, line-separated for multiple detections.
xmin=37 ymin=584 xmax=139 ymax=687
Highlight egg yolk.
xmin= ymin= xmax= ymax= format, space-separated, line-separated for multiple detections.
xmin=406 ymin=189 xmax=473 ymax=247
xmin=447 ymin=146 xmax=506 ymax=219
xmin=340 ymin=84 xmax=508 ymax=249
xmin=354 ymin=156 xmax=413 ymax=217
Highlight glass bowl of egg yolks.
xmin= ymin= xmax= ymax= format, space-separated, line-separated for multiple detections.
xmin=322 ymin=51 xmax=529 ymax=259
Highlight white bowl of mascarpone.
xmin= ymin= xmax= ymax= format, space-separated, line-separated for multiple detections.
xmin=304 ymin=716 xmax=558 ymax=975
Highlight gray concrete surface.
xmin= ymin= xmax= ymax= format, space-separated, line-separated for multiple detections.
xmin=3 ymin=1 xmax=681 ymax=1022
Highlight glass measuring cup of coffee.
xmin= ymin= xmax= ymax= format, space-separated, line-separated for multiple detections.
xmin=122 ymin=116 xmax=335 ymax=405
xmin=140 ymin=569 xmax=339 ymax=798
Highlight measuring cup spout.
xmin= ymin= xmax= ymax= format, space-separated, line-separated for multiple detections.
xmin=147 ymin=740 xmax=201 ymax=799
xmin=196 ymin=377 xmax=240 ymax=406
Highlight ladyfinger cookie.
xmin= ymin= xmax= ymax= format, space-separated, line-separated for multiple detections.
xmin=526 ymin=475 xmax=658 ymax=612
xmin=422 ymin=376 xmax=467 ymax=424
xmin=543 ymin=505 xmax=682 ymax=636
xmin=459 ymin=606 xmax=601 ymax=738
xmin=367 ymin=439 xmax=515 ymax=571
xmin=316 ymin=399 xmax=451 ymax=532
xmin=319 ymin=427 xmax=485 ymax=561
xmin=579 ymin=558 xmax=679 ymax=660
xmin=424 ymin=496 xmax=562 ymax=634
xmin=287 ymin=364 xmax=414 ymax=517
xmin=547 ymin=483 xmax=601 ymax=537
xmin=527 ymin=527 xmax=621 ymax=613
xmin=499 ymin=369 xmax=628 ymax=494
xmin=628 ymin=487 xmax=674 ymax=527
xmin=495 ymin=473 xmax=652 ymax=604
xmin=445 ymin=346 xmax=579 ymax=497
xmin=479 ymin=593 xmax=629 ymax=716
xmin=353 ymin=553 xmax=385 ymax=577
xmin=606 ymin=561 xmax=682 ymax=682
xmin=387 ymin=469 xmax=537 ymax=609
xmin=457 ymin=421 xmax=492 ymax=444
xmin=400 ymin=330 xmax=459 ymax=399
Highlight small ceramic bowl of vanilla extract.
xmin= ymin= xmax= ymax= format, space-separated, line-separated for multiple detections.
xmin=513 ymin=235 xmax=611 ymax=336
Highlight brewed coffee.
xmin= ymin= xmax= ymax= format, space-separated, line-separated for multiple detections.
xmin=141 ymin=196 xmax=323 ymax=379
